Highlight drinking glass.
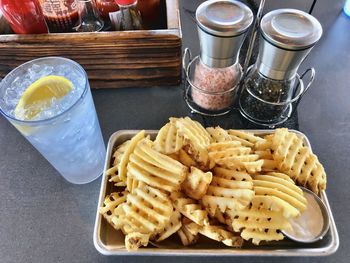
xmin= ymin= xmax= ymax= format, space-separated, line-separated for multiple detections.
xmin=344 ymin=0 xmax=350 ymax=17
xmin=0 ymin=57 xmax=106 ymax=184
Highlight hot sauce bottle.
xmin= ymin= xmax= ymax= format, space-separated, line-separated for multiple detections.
xmin=40 ymin=0 xmax=80 ymax=33
xmin=137 ymin=0 xmax=160 ymax=29
xmin=0 ymin=0 xmax=48 ymax=34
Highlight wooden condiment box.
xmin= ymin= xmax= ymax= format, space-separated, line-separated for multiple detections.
xmin=0 ymin=0 xmax=181 ymax=89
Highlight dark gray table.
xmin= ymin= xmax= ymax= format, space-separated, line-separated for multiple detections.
xmin=1 ymin=1 xmax=349 ymax=262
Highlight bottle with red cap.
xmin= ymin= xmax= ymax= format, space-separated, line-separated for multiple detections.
xmin=114 ymin=0 xmax=143 ymax=30
xmin=39 ymin=0 xmax=80 ymax=33
xmin=0 ymin=0 xmax=48 ymax=34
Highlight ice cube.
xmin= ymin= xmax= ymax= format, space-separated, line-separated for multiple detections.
xmin=28 ymin=64 xmax=54 ymax=81
xmin=2 ymin=61 xmax=86 ymax=121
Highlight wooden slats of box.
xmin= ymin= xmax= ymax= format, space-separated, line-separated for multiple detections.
xmin=0 ymin=0 xmax=182 ymax=89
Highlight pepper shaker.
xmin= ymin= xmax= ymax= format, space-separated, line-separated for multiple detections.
xmin=239 ymin=9 xmax=322 ymax=126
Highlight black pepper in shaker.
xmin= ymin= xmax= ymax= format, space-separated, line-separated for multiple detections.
xmin=239 ymin=9 xmax=323 ymax=126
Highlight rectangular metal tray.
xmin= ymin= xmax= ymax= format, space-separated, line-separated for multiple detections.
xmin=93 ymin=130 xmax=339 ymax=256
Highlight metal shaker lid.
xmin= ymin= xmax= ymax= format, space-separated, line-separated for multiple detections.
xmin=196 ymin=0 xmax=254 ymax=37
xmin=260 ymin=9 xmax=323 ymax=50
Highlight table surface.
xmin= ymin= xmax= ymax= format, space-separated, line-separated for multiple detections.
xmin=1 ymin=1 xmax=349 ymax=262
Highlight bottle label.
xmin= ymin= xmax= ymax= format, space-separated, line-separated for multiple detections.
xmin=109 ymin=11 xmax=122 ymax=31
xmin=41 ymin=0 xmax=79 ymax=32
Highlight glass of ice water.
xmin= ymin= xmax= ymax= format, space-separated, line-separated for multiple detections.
xmin=0 ymin=57 xmax=106 ymax=184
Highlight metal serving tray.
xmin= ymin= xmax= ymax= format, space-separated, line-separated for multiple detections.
xmin=93 ymin=130 xmax=339 ymax=256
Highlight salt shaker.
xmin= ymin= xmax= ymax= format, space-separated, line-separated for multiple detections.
xmin=239 ymin=9 xmax=322 ymax=126
xmin=184 ymin=0 xmax=253 ymax=116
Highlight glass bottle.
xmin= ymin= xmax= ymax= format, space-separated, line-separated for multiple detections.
xmin=0 ymin=9 xmax=13 ymax=34
xmin=114 ymin=0 xmax=143 ymax=30
xmin=92 ymin=0 xmax=119 ymax=30
xmin=40 ymin=0 xmax=80 ymax=33
xmin=0 ymin=0 xmax=48 ymax=34
xmin=137 ymin=0 xmax=160 ymax=29
xmin=76 ymin=0 xmax=104 ymax=32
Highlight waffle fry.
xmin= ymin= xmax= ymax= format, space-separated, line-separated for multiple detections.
xmin=182 ymin=167 xmax=213 ymax=200
xmin=179 ymin=147 xmax=215 ymax=171
xmin=255 ymin=149 xmax=280 ymax=172
xmin=288 ymin=147 xmax=327 ymax=194
xmin=182 ymin=217 xmax=243 ymax=247
xmin=227 ymin=130 xmax=264 ymax=148
xmin=175 ymin=117 xmax=211 ymax=165
xmin=178 ymin=217 xmax=199 ymax=246
xmin=271 ymin=128 xmax=327 ymax=194
xmin=170 ymin=191 xmax=209 ymax=226
xmin=113 ymin=140 xmax=130 ymax=166
xmin=112 ymin=205 xmax=136 ymax=235
xmin=180 ymin=217 xmax=200 ymax=235
xmin=240 ymin=228 xmax=284 ymax=245
xmin=99 ymin=191 xmax=128 ymax=230
xmin=119 ymin=184 xmax=173 ymax=235
xmin=202 ymin=168 xmax=254 ymax=216
xmin=206 ymin=126 xmax=231 ymax=143
xmin=100 ymin=117 xmax=329 ymax=250
xmin=125 ymin=232 xmax=150 ymax=251
xmin=228 ymin=205 xmax=292 ymax=232
xmin=212 ymin=209 xmax=228 ymax=225
xmin=178 ymin=149 xmax=198 ymax=167
xmin=154 ymin=122 xmax=184 ymax=154
xmin=213 ymin=167 xmax=252 ymax=181
xmin=261 ymin=159 xmax=279 ymax=172
xmin=126 ymin=178 xmax=146 ymax=194
xmin=154 ymin=209 xmax=182 ymax=242
xmin=119 ymin=131 xmax=146 ymax=183
xmin=227 ymin=197 xmax=292 ymax=245
xmin=208 ymin=141 xmax=263 ymax=173
xmin=127 ymin=138 xmax=187 ymax=192
xmin=227 ymin=170 xmax=306 ymax=245
xmin=167 ymin=152 xmax=180 ymax=161
xmin=105 ymin=140 xmax=130 ymax=186
xmin=252 ymin=173 xmax=306 ymax=218
xmin=272 ymin=128 xmax=304 ymax=167
xmin=253 ymin=173 xmax=307 ymax=213
xmin=198 ymin=223 xmax=243 ymax=247
xmin=254 ymin=136 xmax=273 ymax=151
xmin=255 ymin=149 xmax=273 ymax=160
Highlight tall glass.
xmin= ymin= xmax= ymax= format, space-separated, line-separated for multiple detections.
xmin=0 ymin=57 xmax=106 ymax=184
xmin=344 ymin=0 xmax=350 ymax=17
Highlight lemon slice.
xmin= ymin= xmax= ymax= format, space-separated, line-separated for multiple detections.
xmin=14 ymin=75 xmax=73 ymax=121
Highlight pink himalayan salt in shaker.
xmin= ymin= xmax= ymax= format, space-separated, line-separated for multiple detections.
xmin=192 ymin=59 xmax=241 ymax=110
xmin=191 ymin=0 xmax=253 ymax=113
